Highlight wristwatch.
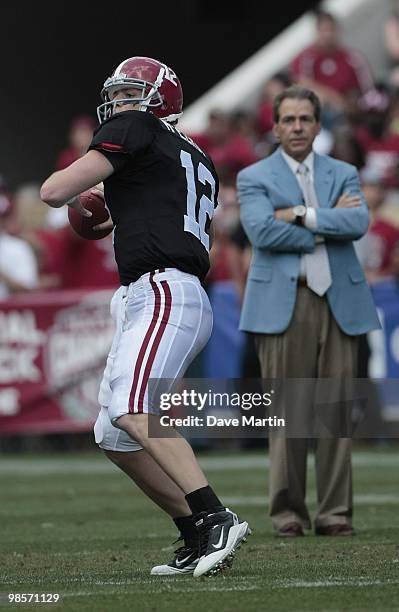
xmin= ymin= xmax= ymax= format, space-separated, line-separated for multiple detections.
xmin=293 ymin=204 xmax=307 ymax=225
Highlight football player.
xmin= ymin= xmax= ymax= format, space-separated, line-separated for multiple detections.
xmin=40 ymin=56 xmax=250 ymax=578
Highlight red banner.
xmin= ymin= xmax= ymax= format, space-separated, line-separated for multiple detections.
xmin=0 ymin=289 xmax=115 ymax=434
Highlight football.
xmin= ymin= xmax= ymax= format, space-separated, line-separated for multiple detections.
xmin=68 ymin=190 xmax=112 ymax=240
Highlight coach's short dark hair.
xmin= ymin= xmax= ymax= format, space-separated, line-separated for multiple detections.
xmin=273 ymin=86 xmax=322 ymax=123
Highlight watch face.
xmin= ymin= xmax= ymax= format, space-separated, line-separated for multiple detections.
xmin=294 ymin=205 xmax=306 ymax=217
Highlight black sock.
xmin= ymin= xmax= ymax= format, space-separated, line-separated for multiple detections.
xmin=185 ymin=486 xmax=225 ymax=516
xmin=173 ymin=516 xmax=198 ymax=545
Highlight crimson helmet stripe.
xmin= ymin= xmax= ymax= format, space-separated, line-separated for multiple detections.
xmin=136 ymin=279 xmax=172 ymax=412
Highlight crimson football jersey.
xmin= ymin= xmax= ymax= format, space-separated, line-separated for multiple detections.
xmin=89 ymin=111 xmax=219 ymax=285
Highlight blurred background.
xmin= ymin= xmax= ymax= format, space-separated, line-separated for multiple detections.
xmin=0 ymin=0 xmax=318 ymax=187
xmin=1 ymin=0 xmax=399 ymax=450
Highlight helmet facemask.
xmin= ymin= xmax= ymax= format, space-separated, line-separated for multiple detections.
xmin=97 ymin=66 xmax=166 ymax=123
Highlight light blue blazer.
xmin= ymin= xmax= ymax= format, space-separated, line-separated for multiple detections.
xmin=237 ymin=148 xmax=380 ymax=335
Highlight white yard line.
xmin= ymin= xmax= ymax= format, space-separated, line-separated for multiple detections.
xmin=0 ymin=452 xmax=398 ymax=475
xmin=3 ymin=491 xmax=399 ymax=512
xmin=51 ymin=578 xmax=399 ymax=598
xmin=223 ymin=494 xmax=399 ymax=506
xmin=61 ymin=586 xmax=259 ymax=597
xmin=276 ymin=579 xmax=399 ymax=589
xmin=5 ymin=574 xmax=399 ymax=594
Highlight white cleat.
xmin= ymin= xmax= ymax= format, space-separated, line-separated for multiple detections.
xmin=151 ymin=542 xmax=199 ymax=576
xmin=193 ymin=509 xmax=252 ymax=578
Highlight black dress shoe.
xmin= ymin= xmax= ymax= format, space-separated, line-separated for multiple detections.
xmin=315 ymin=524 xmax=354 ymax=536
xmin=277 ymin=522 xmax=304 ymax=537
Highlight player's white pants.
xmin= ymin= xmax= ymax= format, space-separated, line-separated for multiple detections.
xmin=94 ymin=268 xmax=213 ymax=452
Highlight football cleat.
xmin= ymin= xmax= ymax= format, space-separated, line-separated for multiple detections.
xmin=151 ymin=538 xmax=199 ymax=576
xmin=193 ymin=508 xmax=251 ymax=578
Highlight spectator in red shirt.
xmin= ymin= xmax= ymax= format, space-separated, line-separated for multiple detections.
xmin=207 ymin=171 xmax=241 ymax=284
xmin=355 ymin=168 xmax=399 ymax=282
xmin=56 ymin=115 xmax=96 ymax=171
xmin=38 ymin=226 xmax=120 ymax=291
xmin=48 ymin=116 xmax=97 ymax=228
xmin=291 ymin=11 xmax=374 ymax=126
xmin=191 ymin=109 xmax=258 ymax=178
xmin=384 ymin=1 xmax=399 ymax=88
xmin=354 ymin=85 xmax=399 ymax=188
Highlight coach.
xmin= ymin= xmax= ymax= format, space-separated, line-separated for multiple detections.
xmin=237 ymin=86 xmax=380 ymax=536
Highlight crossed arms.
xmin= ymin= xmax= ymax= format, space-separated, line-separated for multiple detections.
xmin=237 ymin=166 xmax=369 ymax=252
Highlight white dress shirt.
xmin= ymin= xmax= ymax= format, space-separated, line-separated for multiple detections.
xmin=280 ymin=149 xmax=318 ymax=231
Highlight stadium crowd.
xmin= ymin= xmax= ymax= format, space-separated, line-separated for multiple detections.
xmin=3 ymin=12 xmax=399 ymax=299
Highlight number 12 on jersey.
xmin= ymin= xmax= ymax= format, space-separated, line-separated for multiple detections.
xmin=180 ymin=150 xmax=216 ymax=252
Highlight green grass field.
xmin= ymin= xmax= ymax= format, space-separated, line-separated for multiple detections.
xmin=1 ymin=447 xmax=399 ymax=612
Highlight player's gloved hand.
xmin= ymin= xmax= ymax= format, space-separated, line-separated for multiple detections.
xmin=66 ymin=195 xmax=92 ymax=218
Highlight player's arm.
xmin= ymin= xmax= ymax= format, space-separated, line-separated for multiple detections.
xmin=40 ymin=150 xmax=114 ymax=214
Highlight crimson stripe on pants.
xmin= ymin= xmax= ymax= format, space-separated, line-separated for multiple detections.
xmin=137 ymin=279 xmax=172 ymax=412
xmin=128 ymin=272 xmax=161 ymax=412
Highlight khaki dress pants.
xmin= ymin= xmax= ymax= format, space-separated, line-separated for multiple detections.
xmin=255 ymin=287 xmax=358 ymax=531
